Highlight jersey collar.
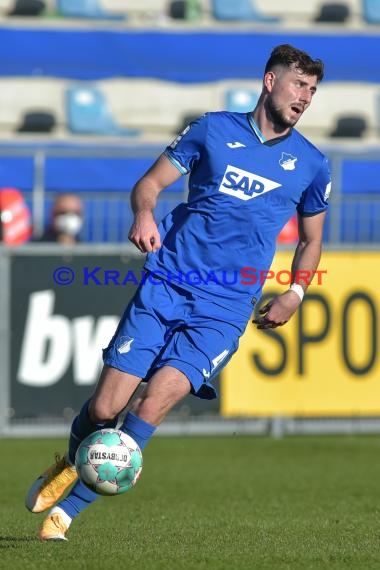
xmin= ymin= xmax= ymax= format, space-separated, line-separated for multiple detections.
xmin=247 ymin=113 xmax=292 ymax=146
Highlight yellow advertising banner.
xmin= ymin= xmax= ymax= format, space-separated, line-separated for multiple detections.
xmin=221 ymin=251 xmax=380 ymax=417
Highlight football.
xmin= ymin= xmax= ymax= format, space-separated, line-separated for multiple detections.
xmin=75 ymin=428 xmax=143 ymax=496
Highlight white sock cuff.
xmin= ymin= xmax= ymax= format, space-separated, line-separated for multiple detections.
xmin=64 ymin=452 xmax=76 ymax=468
xmin=50 ymin=506 xmax=73 ymax=528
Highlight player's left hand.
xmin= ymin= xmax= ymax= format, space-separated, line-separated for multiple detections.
xmin=252 ymin=290 xmax=302 ymax=329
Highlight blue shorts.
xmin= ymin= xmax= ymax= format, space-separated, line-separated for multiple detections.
xmin=103 ymin=276 xmax=248 ymax=399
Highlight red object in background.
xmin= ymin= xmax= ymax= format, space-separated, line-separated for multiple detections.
xmin=0 ymin=187 xmax=32 ymax=245
xmin=277 ymin=215 xmax=298 ymax=244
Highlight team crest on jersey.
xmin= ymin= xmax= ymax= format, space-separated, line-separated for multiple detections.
xmin=279 ymin=152 xmax=298 ymax=171
xmin=219 ymin=165 xmax=282 ymax=201
xmin=117 ymin=336 xmax=134 ymax=354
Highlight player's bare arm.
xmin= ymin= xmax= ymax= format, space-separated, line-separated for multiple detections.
xmin=290 ymin=210 xmax=326 ymax=290
xmin=253 ymin=211 xmax=326 ymax=329
xmin=128 ymin=154 xmax=182 ymax=253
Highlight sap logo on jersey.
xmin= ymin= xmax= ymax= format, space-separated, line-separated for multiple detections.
xmin=219 ymin=165 xmax=282 ymax=201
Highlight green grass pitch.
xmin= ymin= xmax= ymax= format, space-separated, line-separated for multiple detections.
xmin=2 ymin=435 xmax=380 ymax=570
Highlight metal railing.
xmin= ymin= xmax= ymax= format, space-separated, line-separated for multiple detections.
xmin=0 ymin=141 xmax=380 ymax=244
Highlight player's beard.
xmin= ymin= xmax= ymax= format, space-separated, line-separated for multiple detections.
xmin=266 ymin=98 xmax=298 ymax=130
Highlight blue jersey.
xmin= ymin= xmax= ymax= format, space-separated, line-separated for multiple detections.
xmin=145 ymin=111 xmax=331 ymax=318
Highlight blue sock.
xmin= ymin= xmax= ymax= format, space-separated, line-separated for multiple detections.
xmin=60 ymin=400 xmax=119 ymax=520
xmin=59 ymin=480 xmax=99 ymax=519
xmin=120 ymin=411 xmax=156 ymax=451
xmin=57 ymin=410 xmax=156 ymax=519
xmin=68 ymin=399 xmax=118 ymax=464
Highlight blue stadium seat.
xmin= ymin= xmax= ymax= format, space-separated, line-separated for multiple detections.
xmin=225 ymin=88 xmax=259 ymax=112
xmin=362 ymin=0 xmax=380 ymax=23
xmin=211 ymin=0 xmax=280 ymax=22
xmin=57 ymin=0 xmax=126 ymax=20
xmin=66 ymin=86 xmax=140 ymax=137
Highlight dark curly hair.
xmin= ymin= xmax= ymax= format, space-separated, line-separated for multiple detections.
xmin=264 ymin=44 xmax=324 ymax=83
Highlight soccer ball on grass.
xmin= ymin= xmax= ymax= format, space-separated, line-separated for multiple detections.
xmin=75 ymin=428 xmax=143 ymax=496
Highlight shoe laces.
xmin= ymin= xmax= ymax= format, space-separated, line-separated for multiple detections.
xmin=50 ymin=514 xmax=65 ymax=531
xmin=41 ymin=454 xmax=72 ymax=493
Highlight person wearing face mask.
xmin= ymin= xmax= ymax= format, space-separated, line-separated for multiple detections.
xmin=37 ymin=193 xmax=83 ymax=244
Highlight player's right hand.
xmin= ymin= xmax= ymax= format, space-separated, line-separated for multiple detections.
xmin=128 ymin=211 xmax=161 ymax=253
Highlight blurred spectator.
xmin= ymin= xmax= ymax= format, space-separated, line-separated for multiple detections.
xmin=38 ymin=193 xmax=83 ymax=244
xmin=0 ymin=187 xmax=32 ymax=246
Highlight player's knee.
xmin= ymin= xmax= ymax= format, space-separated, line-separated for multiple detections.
xmin=130 ymin=395 xmax=156 ymax=417
xmin=88 ymin=399 xmax=117 ymax=424
xmin=130 ymin=396 xmax=143 ymax=414
xmin=130 ymin=395 xmax=167 ymax=424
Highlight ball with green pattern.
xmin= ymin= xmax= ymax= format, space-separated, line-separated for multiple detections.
xmin=75 ymin=428 xmax=143 ymax=496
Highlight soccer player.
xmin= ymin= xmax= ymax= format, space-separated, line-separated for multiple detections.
xmin=26 ymin=44 xmax=331 ymax=540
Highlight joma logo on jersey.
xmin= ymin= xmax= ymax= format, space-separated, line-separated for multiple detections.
xmin=219 ymin=165 xmax=282 ymax=201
